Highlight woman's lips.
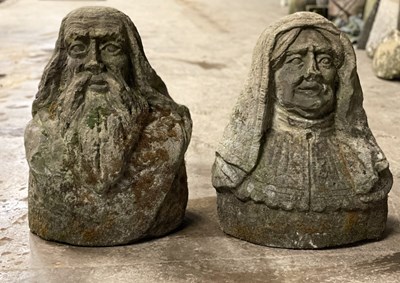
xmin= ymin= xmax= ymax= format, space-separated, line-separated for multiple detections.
xmin=297 ymin=83 xmax=321 ymax=91
xmin=296 ymin=83 xmax=322 ymax=96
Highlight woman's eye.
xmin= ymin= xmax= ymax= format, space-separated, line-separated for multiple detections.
xmin=69 ymin=43 xmax=87 ymax=55
xmin=102 ymin=43 xmax=121 ymax=54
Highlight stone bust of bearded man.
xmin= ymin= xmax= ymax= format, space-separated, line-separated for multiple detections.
xmin=25 ymin=7 xmax=192 ymax=246
xmin=212 ymin=12 xmax=393 ymax=249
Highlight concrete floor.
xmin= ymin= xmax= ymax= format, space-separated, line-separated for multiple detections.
xmin=1 ymin=0 xmax=400 ymax=282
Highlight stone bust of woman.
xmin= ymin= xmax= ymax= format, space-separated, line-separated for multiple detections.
xmin=212 ymin=12 xmax=393 ymax=249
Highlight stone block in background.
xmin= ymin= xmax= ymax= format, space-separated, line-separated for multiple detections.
xmin=366 ymin=0 xmax=399 ymax=57
xmin=358 ymin=0 xmax=380 ymax=49
xmin=373 ymin=30 xmax=400 ymax=79
xmin=364 ymin=0 xmax=379 ymax=20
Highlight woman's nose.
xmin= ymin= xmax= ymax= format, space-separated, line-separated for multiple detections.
xmin=304 ymin=53 xmax=320 ymax=80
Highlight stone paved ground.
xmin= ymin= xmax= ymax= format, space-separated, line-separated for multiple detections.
xmin=1 ymin=0 xmax=400 ymax=282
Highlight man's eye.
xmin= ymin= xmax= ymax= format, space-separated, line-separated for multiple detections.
xmin=318 ymin=56 xmax=332 ymax=67
xmin=287 ymin=57 xmax=303 ymax=65
xmin=69 ymin=43 xmax=87 ymax=55
xmin=102 ymin=43 xmax=121 ymax=54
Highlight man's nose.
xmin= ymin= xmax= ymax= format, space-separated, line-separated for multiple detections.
xmin=304 ymin=54 xmax=320 ymax=80
xmin=84 ymin=40 xmax=104 ymax=74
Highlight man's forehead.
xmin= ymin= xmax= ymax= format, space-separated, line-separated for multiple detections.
xmin=64 ymin=17 xmax=124 ymax=39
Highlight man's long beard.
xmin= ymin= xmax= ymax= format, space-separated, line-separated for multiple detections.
xmin=57 ymin=71 xmax=148 ymax=194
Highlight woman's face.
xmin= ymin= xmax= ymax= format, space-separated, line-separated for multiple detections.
xmin=274 ymin=29 xmax=337 ymax=119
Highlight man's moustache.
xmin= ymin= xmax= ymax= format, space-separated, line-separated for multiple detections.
xmin=71 ymin=71 xmax=130 ymax=93
xmin=59 ymin=70 xmax=142 ymax=131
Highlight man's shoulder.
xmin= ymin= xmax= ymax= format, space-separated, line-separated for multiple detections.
xmin=144 ymin=95 xmax=192 ymax=142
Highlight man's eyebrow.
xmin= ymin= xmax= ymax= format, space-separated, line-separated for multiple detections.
xmin=285 ymin=48 xmax=308 ymax=55
xmin=65 ymin=31 xmax=124 ymax=44
xmin=67 ymin=31 xmax=88 ymax=38
xmin=314 ymin=46 xmax=334 ymax=54
xmin=100 ymin=31 xmax=122 ymax=38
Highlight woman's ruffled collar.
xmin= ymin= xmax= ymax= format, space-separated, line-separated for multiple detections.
xmin=271 ymin=104 xmax=335 ymax=135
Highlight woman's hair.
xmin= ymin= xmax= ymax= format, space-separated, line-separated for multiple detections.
xmin=271 ymin=27 xmax=344 ymax=70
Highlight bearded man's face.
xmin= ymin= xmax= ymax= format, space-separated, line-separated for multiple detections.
xmin=54 ymin=17 xmax=147 ymax=194
xmin=63 ymin=16 xmax=131 ymax=91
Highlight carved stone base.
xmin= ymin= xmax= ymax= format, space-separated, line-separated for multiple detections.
xmin=217 ymin=192 xmax=388 ymax=249
xmin=28 ymin=165 xmax=188 ymax=247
